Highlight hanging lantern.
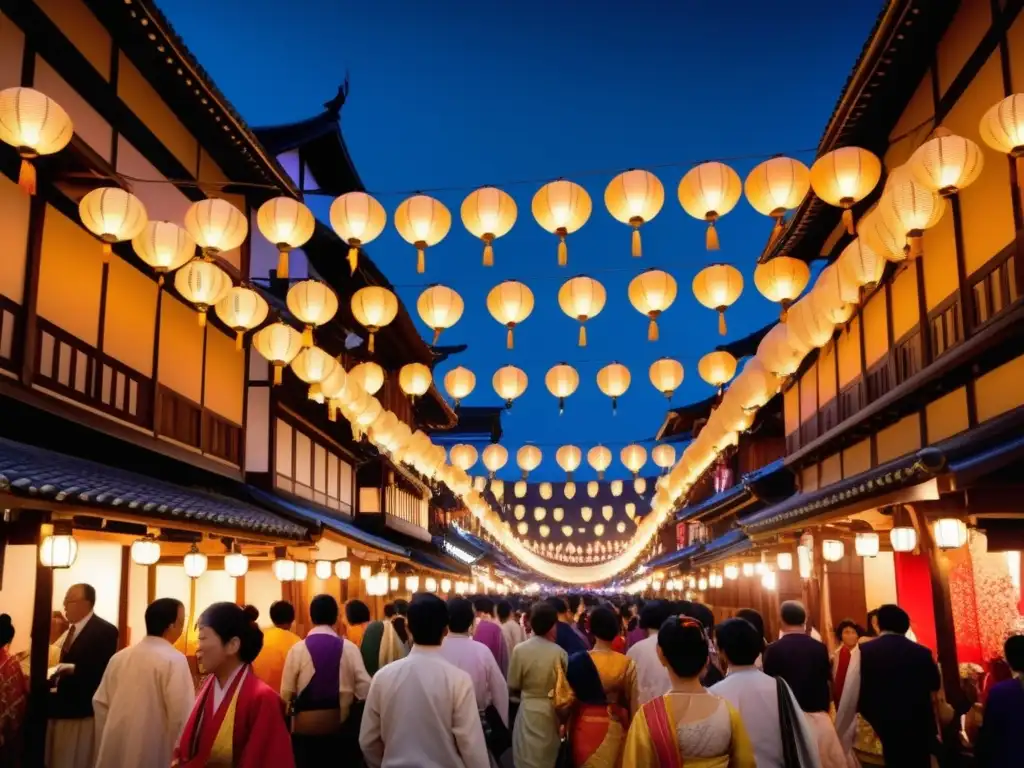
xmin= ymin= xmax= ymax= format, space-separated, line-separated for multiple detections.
xmin=620 ymin=444 xmax=647 ymax=477
xmin=449 ymin=444 xmax=478 ymax=472
xmin=493 ymin=365 xmax=528 ymax=408
xmin=0 ymin=87 xmax=73 ymax=194
xmin=399 ymin=363 xmax=432 ymax=401
xmin=649 ymin=357 xmax=684 ymax=400
xmin=486 ymin=280 xmax=534 ymax=349
xmin=628 ymin=269 xmax=678 ymax=341
xmin=587 ymin=446 xmax=612 ymax=479
xmin=132 ymin=221 xmax=196 ymax=285
xmin=933 ymin=518 xmax=969 ymax=549
xmin=394 ymin=194 xmax=451 ymax=273
xmin=563 ymin=480 xmax=577 ymax=500
xmin=909 ymin=128 xmax=984 ymax=197
xmin=877 ymin=165 xmax=946 ymax=259
xmin=538 ymin=482 xmax=553 ymax=500
xmin=534 ymin=507 xmax=548 ymax=522
xmin=697 ymin=350 xmax=737 ymax=391
xmin=777 ymin=552 xmax=794 ymax=571
xmin=756 ymin=322 xmax=803 ymax=377
xmin=461 ymin=186 xmax=517 ymax=266
xmin=329 ymin=191 xmax=387 ymax=274
xmin=184 ymin=198 xmax=247 ymax=258
xmin=516 ymin=521 xmax=529 ymax=536
xmin=545 ymin=363 xmax=579 ymax=414
xmin=556 ymin=445 xmax=582 ymax=482
xmin=980 ymin=93 xmax=1024 ymax=156
xmin=349 ymin=361 xmax=385 ymax=396
xmin=532 ymin=179 xmax=592 ymax=266
xmin=605 ymin=169 xmax=665 ymax=258
xmin=443 ymin=365 xmax=475 ymax=407
xmin=552 ymin=507 xmax=565 ymax=522
xmin=224 ymin=551 xmax=249 ymax=578
xmin=616 ymin=521 xmax=627 ymax=534
xmin=417 ymin=284 xmax=464 ymax=345
xmin=855 ymin=532 xmax=880 ymax=557
xmin=482 ymin=444 xmax=508 ymax=477
xmin=257 ymin=197 xmax=315 ymax=279
xmin=857 ymin=206 xmax=906 ymax=263
xmin=733 ymin=357 xmax=778 ymax=411
xmin=652 ymin=444 xmax=676 ymax=472
xmin=586 ymin=481 xmax=600 ymax=498
xmin=79 ymin=187 xmax=148 ymax=260
xmin=174 ymin=258 xmax=231 ymax=326
xmin=813 ymin=264 xmax=857 ymax=325
xmin=838 ymin=237 xmax=885 ymax=292
xmin=183 ymin=544 xmax=208 ymax=579
xmin=215 ymin=287 xmax=269 ymax=350
xmin=557 ymin=275 xmax=606 ymax=347
xmin=130 ymin=536 xmax=161 ymax=566
xmin=517 ymin=445 xmax=542 ymax=479
xmin=677 ymin=161 xmax=743 ymax=250
xmin=287 ymin=280 xmax=339 ymax=348
xmin=822 ymin=539 xmax=845 ymax=562
xmin=440 ymin=578 xmax=452 ymax=593
xmin=490 ymin=478 xmax=505 ymax=501
xmin=291 ymin=346 xmax=339 ymax=401
xmin=351 ymin=286 xmax=399 ymax=354
xmin=273 ymin=558 xmax=296 ymax=582
xmin=809 ymin=147 xmax=882 ymax=233
xmin=424 ymin=576 xmax=437 ymax=592
xmin=515 ymin=481 xmax=528 ymax=499
xmin=753 ymin=256 xmax=809 ymax=320
xmin=562 ymin=525 xmax=574 ymax=537
xmin=313 ymin=560 xmax=333 ymax=580
xmin=252 ymin=322 xmax=303 ymax=385
xmin=596 ymin=362 xmax=631 ymax=414
xmin=693 ymin=263 xmax=743 ymax=335
xmin=601 ymin=505 xmax=614 ymax=522
xmin=724 ymin=563 xmax=739 ymax=580
xmin=744 ymin=156 xmax=811 ymax=244
xmin=406 ymin=575 xmax=420 ymax=592
xmin=786 ymin=295 xmax=834 ymax=351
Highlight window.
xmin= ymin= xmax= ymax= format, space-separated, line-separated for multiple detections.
xmin=274 ymin=417 xmax=353 ymax=514
xmin=385 ymin=484 xmax=428 ymax=530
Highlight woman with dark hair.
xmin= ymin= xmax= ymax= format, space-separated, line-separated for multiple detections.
xmin=0 ymin=614 xmax=27 ymax=766
xmin=622 ymin=617 xmax=755 ymax=766
xmin=831 ymin=618 xmax=863 ymax=707
xmin=173 ymin=602 xmax=294 ymax=767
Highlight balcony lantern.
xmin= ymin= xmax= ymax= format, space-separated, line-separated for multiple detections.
xmin=183 ymin=545 xmax=208 ymax=579
xmin=79 ymin=187 xmax=148 ymax=260
xmin=174 ymin=258 xmax=232 ymax=327
xmin=822 ymin=539 xmax=845 ymax=562
xmin=184 ymin=198 xmax=247 ymax=258
xmin=933 ymin=518 xmax=968 ymax=550
xmin=745 ymin=156 xmax=810 ymax=244
xmin=776 ymin=552 xmax=793 ymax=571
xmin=215 ymin=287 xmax=269 ymax=350
xmin=315 ymin=560 xmax=333 ymax=580
xmin=130 ymin=537 xmax=161 ymax=567
xmin=890 ymin=526 xmax=917 ymax=553
xmin=855 ymin=532 xmax=880 ymax=558
xmin=252 ymin=323 xmax=303 ymax=385
xmin=40 ymin=526 xmax=78 ymax=569
xmin=0 ymin=87 xmax=73 ymax=194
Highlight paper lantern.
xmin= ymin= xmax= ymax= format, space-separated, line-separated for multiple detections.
xmin=349 ymin=361 xmax=385 ymax=396
xmin=79 ymin=188 xmax=148 ymax=259
xmin=755 ymin=322 xmax=803 ymax=377
xmin=257 ymin=197 xmax=315 ymax=279
xmin=224 ymin=552 xmax=249 ymax=578
xmin=486 ymin=280 xmax=534 ymax=349
xmin=416 ymin=284 xmax=464 ymax=345
xmin=184 ymin=198 xmax=247 ymax=257
xmin=544 ymin=363 xmax=579 ymax=414
xmin=183 ymin=544 xmax=208 ymax=579
xmin=693 ymin=263 xmax=743 ymax=335
xmin=0 ymin=87 xmax=73 ymax=194
xmin=329 ymin=191 xmax=386 ymax=274
xmin=252 ymin=322 xmax=303 ymax=385
xmin=532 ymin=179 xmax=592 ymax=265
xmin=753 ymin=256 xmax=809 ymax=320
xmin=130 ymin=537 xmax=161 ymax=566
xmin=394 ymin=194 xmax=451 ymax=273
xmin=351 ymin=286 xmax=399 ymax=353
xmin=620 ymin=444 xmax=647 ymax=477
xmin=482 ymin=444 xmax=508 ymax=476
xmin=652 ymin=444 xmax=676 ymax=472
xmin=335 ymin=561 xmax=353 ymax=581
xmin=587 ymin=445 xmax=612 ymax=479
xmin=733 ymin=357 xmax=778 ymax=411
xmin=724 ymin=564 xmax=739 ymax=580
xmin=493 ymin=365 xmax=528 ymax=408
xmin=933 ymin=518 xmax=968 ymax=549
xmin=628 ymin=269 xmax=677 ymax=341
xmin=538 ymin=482 xmax=553 ymax=500
xmin=980 ymin=93 xmax=1024 ymax=156
xmin=649 ymin=357 xmax=684 ymax=400
xmin=399 ymin=363 xmax=432 ymax=400
xmin=461 ymin=186 xmax=517 ymax=266
xmin=215 ymin=286 xmax=269 ymax=349
xmin=424 ymin=576 xmax=436 ymax=592
xmin=605 ymin=169 xmax=665 ymax=257
xmin=174 ymin=258 xmax=231 ymax=326
xmin=557 ymin=276 xmax=606 ymax=346
xmin=697 ymin=350 xmax=737 ymax=390
xmin=812 ymin=263 xmax=856 ymax=325
xmin=809 ymin=147 xmax=882 ymax=233
xmin=311 ymin=560 xmax=332 ymax=581
xmin=777 ymin=552 xmax=793 ymax=571
xmin=490 ymin=478 xmax=505 ymax=501
xmin=786 ymin=295 xmax=834 ymax=351
xmin=287 ymin=280 xmax=339 ymax=348
xmin=443 ymin=365 xmax=475 ymax=407
xmin=132 ymin=221 xmax=196 ymax=284
xmin=517 ymin=445 xmax=542 ymax=478
xmin=677 ymin=161 xmax=743 ymax=250
xmin=556 ymin=445 xmax=582 ymax=480
xmin=909 ymin=129 xmax=984 ymax=196
xmin=291 ymin=346 xmax=339 ymax=401
xmin=822 ymin=539 xmax=845 ymax=562
xmin=838 ymin=237 xmax=885 ymax=292
xmin=877 ymin=165 xmax=946 ymax=259
xmin=857 ymin=206 xmax=905 ymax=263
xmin=616 ymin=521 xmax=627 ymax=534
xmin=855 ymin=532 xmax=880 ymax=557
xmin=534 ymin=506 xmax=547 ymax=522
xmin=562 ymin=525 xmax=574 ymax=537
xmin=596 ymin=362 xmax=631 ymax=414
xmin=745 ymin=156 xmax=811 ymax=243
xmin=449 ymin=444 xmax=478 ymax=472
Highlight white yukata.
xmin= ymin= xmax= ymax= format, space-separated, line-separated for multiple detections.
xmin=440 ymin=633 xmax=509 ymax=725
xmin=92 ymin=635 xmax=195 ymax=768
xmin=626 ymin=633 xmax=671 ymax=706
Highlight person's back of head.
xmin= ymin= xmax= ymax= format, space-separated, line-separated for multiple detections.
xmin=408 ymin=593 xmax=448 ymax=646
xmin=567 ymin=595 xmax=581 ymax=615
xmin=383 ymin=602 xmax=396 ymax=619
xmin=875 ymin=603 xmax=911 ymax=635
xmin=496 ymin=600 xmax=512 ymax=622
xmin=685 ymin=602 xmax=716 ymax=631
xmin=545 ymin=596 xmax=569 ymax=616
xmin=1004 ymin=634 xmax=1024 ymax=673
xmin=394 ymin=599 xmax=409 ymax=616
xmin=0 ymin=614 xmax=14 ymax=647
xmin=529 ymin=602 xmax=558 ymax=637
xmin=640 ymin=600 xmax=670 ymax=631
xmin=473 ymin=597 xmax=495 ymax=616
xmin=345 ymin=599 xmax=371 ymax=626
xmin=779 ymin=600 xmax=807 ymax=628
xmin=145 ymin=598 xmax=183 ymax=638
xmin=658 ymin=617 xmax=709 ymax=679
xmin=447 ymin=597 xmax=475 ymax=634
xmin=589 ymin=605 xmax=619 ymax=642
xmin=269 ymin=600 xmax=295 ymax=629
xmin=309 ymin=594 xmax=339 ymax=627
xmin=715 ymin=617 xmax=764 ymax=667
xmin=734 ymin=608 xmax=766 ymax=643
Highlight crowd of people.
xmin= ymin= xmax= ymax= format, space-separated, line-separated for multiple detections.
xmin=0 ymin=584 xmax=1020 ymax=766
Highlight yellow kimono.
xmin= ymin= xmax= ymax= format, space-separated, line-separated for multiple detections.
xmin=622 ymin=693 xmax=755 ymax=768
xmin=251 ymin=626 xmax=300 ymax=695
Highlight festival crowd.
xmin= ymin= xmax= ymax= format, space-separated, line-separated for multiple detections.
xmin=0 ymin=584 xmax=1020 ymax=766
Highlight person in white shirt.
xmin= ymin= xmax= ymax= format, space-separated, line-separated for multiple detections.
xmin=281 ymin=594 xmax=371 ymax=766
xmin=497 ymin=600 xmax=526 ymax=657
xmin=625 ymin=600 xmax=672 ymax=706
xmin=710 ymin=617 xmax=820 ymax=768
xmin=92 ymin=598 xmax=194 ymax=768
xmin=359 ymin=593 xmax=489 ymax=768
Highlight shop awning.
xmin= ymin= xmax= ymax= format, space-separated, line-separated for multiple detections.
xmin=0 ymin=438 xmax=308 ymax=539
xmin=410 ymin=548 xmax=472 ymax=576
xmin=245 ymin=486 xmax=408 ymax=557
xmin=690 ymin=529 xmax=752 ymax=568
xmin=643 ymin=541 xmax=702 ymax=571
xmin=444 ymin=525 xmax=535 ymax=580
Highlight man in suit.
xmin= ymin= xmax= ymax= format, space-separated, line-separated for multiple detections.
xmin=46 ymin=583 xmax=118 ymax=768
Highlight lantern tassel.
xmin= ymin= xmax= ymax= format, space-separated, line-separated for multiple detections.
xmin=780 ymin=302 xmax=789 ymax=322
xmin=416 ymin=246 xmax=426 ymax=274
xmin=908 ymin=235 xmax=922 ymax=259
xmin=235 ymin=331 xmax=243 ymax=351
xmin=482 ymin=242 xmax=494 ymax=267
xmin=718 ymin=308 xmax=727 ymax=336
xmin=277 ymin=249 xmax=289 ymax=279
xmin=557 ymin=236 xmax=567 ymax=267
xmin=273 ymin=365 xmax=283 ymax=386
xmin=328 ymin=403 xmax=338 ymax=422
xmin=578 ymin=324 xmax=587 ymax=347
xmin=347 ymin=246 xmax=358 ymax=275
xmin=631 ymin=228 xmax=642 ymax=258
xmin=157 ymin=274 xmax=165 ymax=287
xmin=301 ymin=326 xmax=313 ymax=347
xmin=198 ymin=310 xmax=207 ymax=328
xmin=647 ymin=317 xmax=659 ymax=342
xmin=102 ymin=243 xmax=112 ymax=262
xmin=842 ymin=208 xmax=855 ymax=235
xmin=506 ymin=326 xmax=514 ymax=349
xmin=18 ymin=159 xmax=36 ymax=196
xmin=432 ymin=328 xmax=441 ymax=345
xmin=706 ymin=221 xmax=720 ymax=251
xmin=308 ymin=383 xmax=321 ymax=402
xmin=368 ymin=331 xmax=376 ymax=354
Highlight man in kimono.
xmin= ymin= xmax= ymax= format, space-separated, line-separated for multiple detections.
xmin=251 ymin=601 xmax=300 ymax=695
xmin=473 ymin=597 xmax=509 ymax=677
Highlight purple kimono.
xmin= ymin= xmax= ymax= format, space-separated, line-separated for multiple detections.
xmin=473 ymin=618 xmax=509 ymax=677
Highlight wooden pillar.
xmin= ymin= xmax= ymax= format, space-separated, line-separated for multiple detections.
xmin=25 ymin=517 xmax=53 ymax=767
xmin=117 ymin=546 xmax=130 ymax=649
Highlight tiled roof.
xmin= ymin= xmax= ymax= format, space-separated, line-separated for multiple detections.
xmin=643 ymin=542 xmax=702 ymax=571
xmin=410 ymin=548 xmax=471 ymax=576
xmin=0 ymin=438 xmax=307 ymax=539
xmin=690 ymin=529 xmax=752 ymax=567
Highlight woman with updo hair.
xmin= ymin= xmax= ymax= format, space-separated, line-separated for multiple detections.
xmin=622 ymin=616 xmax=755 ymax=767
xmin=173 ymin=602 xmax=294 ymax=767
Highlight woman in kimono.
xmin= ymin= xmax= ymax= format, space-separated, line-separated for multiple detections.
xmin=555 ymin=605 xmax=638 ymax=766
xmin=622 ymin=617 xmax=755 ymax=768
xmin=173 ymin=602 xmax=294 ymax=768
xmin=360 ymin=619 xmax=405 ymax=677
xmin=0 ymin=615 xmax=27 ymax=767
xmin=509 ymin=601 xmax=569 ymax=768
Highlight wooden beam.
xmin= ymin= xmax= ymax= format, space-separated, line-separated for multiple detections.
xmin=117 ymin=545 xmax=130 ymax=648
xmin=25 ymin=516 xmax=52 ymax=766
xmin=19 ymin=196 xmax=46 ymax=387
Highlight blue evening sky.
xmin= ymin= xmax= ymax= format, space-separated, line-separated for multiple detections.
xmin=160 ymin=0 xmax=883 ymax=482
